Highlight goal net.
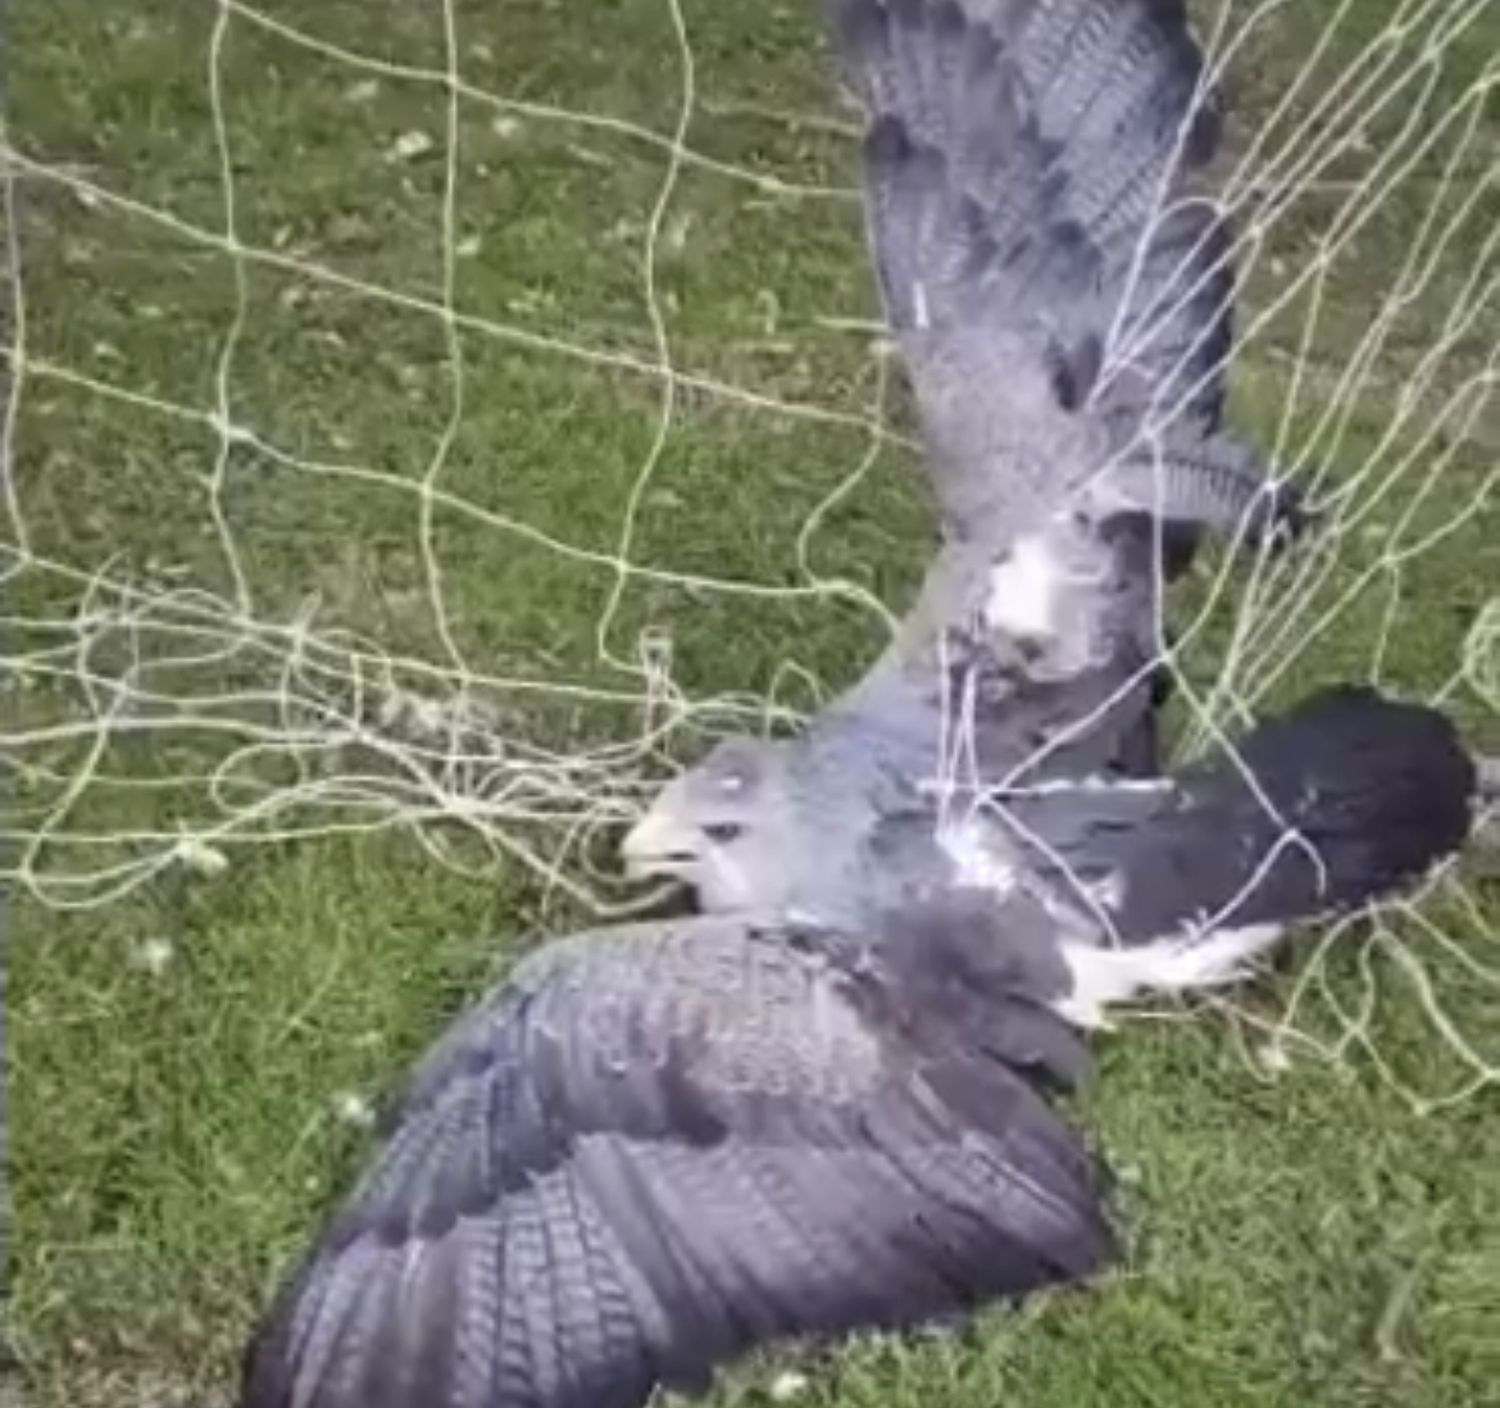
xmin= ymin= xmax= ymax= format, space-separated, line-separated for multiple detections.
xmin=3 ymin=0 xmax=1497 ymax=1112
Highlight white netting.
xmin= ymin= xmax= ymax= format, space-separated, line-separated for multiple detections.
xmin=2 ymin=0 xmax=1496 ymax=1109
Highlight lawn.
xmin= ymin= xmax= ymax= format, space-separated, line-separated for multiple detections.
xmin=4 ymin=2 xmax=1499 ymax=1406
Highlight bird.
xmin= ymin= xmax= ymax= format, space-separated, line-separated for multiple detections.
xmin=235 ymin=2 xmax=1488 ymax=1404
xmin=237 ymin=893 xmax=1114 ymax=1408
xmin=237 ymin=686 xmax=1481 ymax=1408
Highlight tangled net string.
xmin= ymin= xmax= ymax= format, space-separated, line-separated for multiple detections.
xmin=2 ymin=0 xmax=1497 ymax=1111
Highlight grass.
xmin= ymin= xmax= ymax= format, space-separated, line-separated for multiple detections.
xmin=5 ymin=1 xmax=1500 ymax=1405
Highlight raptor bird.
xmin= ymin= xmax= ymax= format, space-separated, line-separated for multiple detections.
xmin=236 ymin=2 xmax=1485 ymax=1405
xmin=627 ymin=681 xmax=1479 ymax=1024
xmin=237 ymin=686 xmax=1479 ymax=1408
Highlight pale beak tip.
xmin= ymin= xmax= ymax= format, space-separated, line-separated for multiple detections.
xmin=619 ymin=811 xmax=696 ymax=878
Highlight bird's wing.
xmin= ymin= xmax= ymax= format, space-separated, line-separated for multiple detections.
xmin=994 ymin=684 xmax=1477 ymax=942
xmin=811 ymin=0 xmax=1296 ymax=789
xmin=239 ymin=910 xmax=1110 ymax=1408
xmin=826 ymin=0 xmax=1277 ymax=545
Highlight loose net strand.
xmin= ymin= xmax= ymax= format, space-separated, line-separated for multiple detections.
xmin=2 ymin=0 xmax=1496 ymax=1109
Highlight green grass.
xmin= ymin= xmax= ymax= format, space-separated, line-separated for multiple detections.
xmin=5 ymin=1 xmax=1500 ymax=1406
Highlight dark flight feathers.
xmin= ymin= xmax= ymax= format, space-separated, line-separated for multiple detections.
xmin=814 ymin=0 xmax=1297 ymax=789
xmin=239 ymin=909 xmax=1112 ymax=1408
xmin=831 ymin=0 xmax=1237 ymax=465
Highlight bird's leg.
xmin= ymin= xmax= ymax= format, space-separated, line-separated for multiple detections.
xmin=1050 ymin=944 xmax=1129 ymax=1030
xmin=1052 ymin=991 xmax=1121 ymax=1033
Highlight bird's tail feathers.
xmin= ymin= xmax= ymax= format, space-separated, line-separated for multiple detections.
xmin=1160 ymin=685 xmax=1477 ymax=932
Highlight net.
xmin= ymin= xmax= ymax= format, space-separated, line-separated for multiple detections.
xmin=3 ymin=0 xmax=1496 ymax=1111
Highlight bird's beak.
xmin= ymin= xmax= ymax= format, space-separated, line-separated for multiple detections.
xmin=620 ymin=808 xmax=702 ymax=878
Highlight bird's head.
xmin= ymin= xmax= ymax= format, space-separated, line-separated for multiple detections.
xmin=621 ymin=735 xmax=803 ymax=910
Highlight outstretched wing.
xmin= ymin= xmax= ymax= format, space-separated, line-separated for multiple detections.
xmin=827 ymin=0 xmax=1248 ymax=542
xmin=812 ymin=0 xmax=1273 ymax=787
xmin=240 ymin=912 xmax=1111 ymax=1408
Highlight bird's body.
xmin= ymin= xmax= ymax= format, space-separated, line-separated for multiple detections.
xmin=824 ymin=503 xmax=1173 ymax=783
xmin=629 ymin=684 xmax=1479 ymax=1027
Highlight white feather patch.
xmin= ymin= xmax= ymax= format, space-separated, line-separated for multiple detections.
xmin=1000 ymin=773 xmax=1174 ymax=796
xmin=912 ymin=279 xmax=930 ymax=330
xmin=1053 ymin=923 xmax=1284 ymax=1028
xmin=983 ymin=534 xmax=1060 ymax=640
xmin=938 ymin=819 xmax=1016 ymax=895
xmin=1084 ymin=870 xmax=1125 ymax=912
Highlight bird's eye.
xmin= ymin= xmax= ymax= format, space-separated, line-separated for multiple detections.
xmin=702 ymin=822 xmax=744 ymax=844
